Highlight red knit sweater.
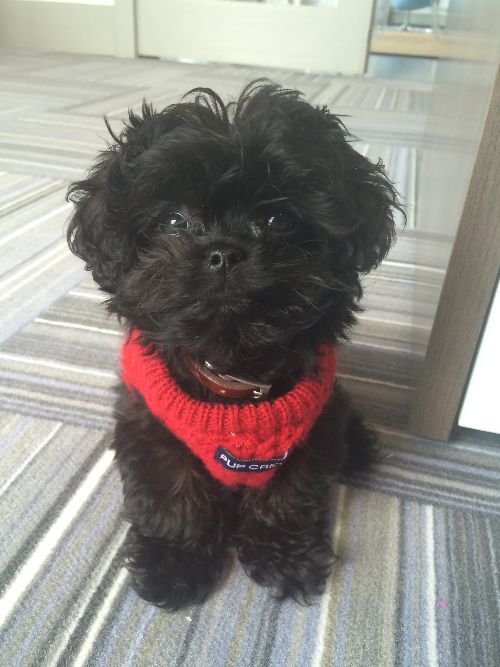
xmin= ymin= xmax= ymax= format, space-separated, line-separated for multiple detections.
xmin=121 ymin=332 xmax=336 ymax=488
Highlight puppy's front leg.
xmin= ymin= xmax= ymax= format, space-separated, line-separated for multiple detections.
xmin=113 ymin=387 xmax=232 ymax=610
xmin=234 ymin=448 xmax=335 ymax=603
xmin=234 ymin=386 xmax=377 ymax=602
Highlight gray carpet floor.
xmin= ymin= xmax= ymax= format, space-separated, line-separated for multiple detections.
xmin=0 ymin=48 xmax=499 ymax=667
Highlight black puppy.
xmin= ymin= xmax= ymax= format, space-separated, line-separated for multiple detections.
xmin=67 ymin=80 xmax=401 ymax=610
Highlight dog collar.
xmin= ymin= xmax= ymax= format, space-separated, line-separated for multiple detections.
xmin=121 ymin=331 xmax=336 ymax=488
xmin=183 ymin=353 xmax=272 ymax=400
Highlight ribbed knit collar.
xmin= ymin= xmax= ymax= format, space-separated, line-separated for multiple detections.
xmin=121 ymin=331 xmax=336 ymax=487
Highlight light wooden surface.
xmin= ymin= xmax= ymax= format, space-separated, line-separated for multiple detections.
xmin=371 ymin=29 xmax=483 ymax=60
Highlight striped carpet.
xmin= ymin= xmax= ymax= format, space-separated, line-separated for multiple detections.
xmin=1 ymin=49 xmax=500 ymax=666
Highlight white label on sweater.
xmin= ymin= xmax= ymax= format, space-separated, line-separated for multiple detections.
xmin=214 ymin=447 xmax=288 ymax=472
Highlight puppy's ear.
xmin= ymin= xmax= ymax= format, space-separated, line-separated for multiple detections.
xmin=319 ymin=109 xmax=403 ymax=273
xmin=66 ymin=146 xmax=127 ymax=294
xmin=342 ymin=147 xmax=401 ymax=273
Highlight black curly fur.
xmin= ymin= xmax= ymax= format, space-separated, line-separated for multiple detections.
xmin=66 ymin=80 xmax=402 ymax=609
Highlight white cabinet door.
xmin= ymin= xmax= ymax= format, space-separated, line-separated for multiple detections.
xmin=136 ymin=0 xmax=374 ymax=75
xmin=0 ymin=0 xmax=135 ymax=57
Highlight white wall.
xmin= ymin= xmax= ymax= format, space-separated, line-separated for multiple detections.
xmin=459 ymin=279 xmax=500 ymax=435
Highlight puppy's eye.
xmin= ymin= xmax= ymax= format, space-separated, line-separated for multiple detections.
xmin=159 ymin=212 xmax=188 ymax=233
xmin=265 ymin=212 xmax=297 ymax=234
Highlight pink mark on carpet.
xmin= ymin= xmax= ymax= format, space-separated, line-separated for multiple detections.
xmin=437 ymin=598 xmax=449 ymax=609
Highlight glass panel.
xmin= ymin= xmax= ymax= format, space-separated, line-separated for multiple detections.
xmin=369 ymin=0 xmax=500 ymax=434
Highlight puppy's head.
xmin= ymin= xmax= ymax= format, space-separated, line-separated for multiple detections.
xmin=67 ymin=81 xmax=402 ymax=381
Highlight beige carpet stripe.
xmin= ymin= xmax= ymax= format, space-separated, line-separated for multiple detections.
xmin=0 ymin=449 xmax=115 ymax=628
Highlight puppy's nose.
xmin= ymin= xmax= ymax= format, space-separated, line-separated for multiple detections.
xmin=207 ymin=248 xmax=246 ymax=272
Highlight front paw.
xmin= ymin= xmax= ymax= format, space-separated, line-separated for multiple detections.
xmin=122 ymin=527 xmax=223 ymax=610
xmin=236 ymin=531 xmax=334 ymax=603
